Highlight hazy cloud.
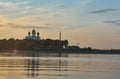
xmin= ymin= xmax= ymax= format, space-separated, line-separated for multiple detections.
xmin=11 ymin=24 xmax=50 ymax=29
xmin=0 ymin=1 xmax=31 ymax=16
xmin=0 ymin=0 xmax=93 ymax=30
xmin=104 ymin=20 xmax=120 ymax=26
xmin=89 ymin=9 xmax=117 ymax=13
xmin=0 ymin=23 xmax=50 ymax=29
xmin=0 ymin=1 xmax=30 ymax=8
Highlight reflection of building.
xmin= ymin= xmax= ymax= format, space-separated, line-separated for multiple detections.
xmin=25 ymin=53 xmax=68 ymax=78
xmin=26 ymin=53 xmax=39 ymax=77
xmin=25 ymin=29 xmax=41 ymax=40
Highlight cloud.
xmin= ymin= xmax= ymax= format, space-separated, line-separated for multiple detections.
xmin=35 ymin=8 xmax=48 ymax=12
xmin=0 ymin=1 xmax=12 ymax=8
xmin=7 ymin=23 xmax=50 ymax=29
xmin=89 ymin=9 xmax=117 ymax=13
xmin=104 ymin=20 xmax=120 ymax=26
xmin=0 ymin=0 xmax=93 ymax=31
xmin=0 ymin=1 xmax=31 ymax=16
xmin=24 ymin=6 xmax=32 ymax=10
xmin=0 ymin=1 xmax=30 ymax=8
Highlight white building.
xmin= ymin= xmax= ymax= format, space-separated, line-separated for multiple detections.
xmin=25 ymin=29 xmax=41 ymax=40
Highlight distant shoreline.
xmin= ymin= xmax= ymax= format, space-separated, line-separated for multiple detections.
xmin=0 ymin=39 xmax=119 ymax=55
xmin=0 ymin=49 xmax=120 ymax=54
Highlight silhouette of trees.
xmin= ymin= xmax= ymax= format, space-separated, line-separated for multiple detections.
xmin=0 ymin=38 xmax=69 ymax=50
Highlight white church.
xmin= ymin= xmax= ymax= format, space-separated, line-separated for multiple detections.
xmin=25 ymin=29 xmax=41 ymax=40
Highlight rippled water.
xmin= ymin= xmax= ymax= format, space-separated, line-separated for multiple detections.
xmin=0 ymin=51 xmax=120 ymax=79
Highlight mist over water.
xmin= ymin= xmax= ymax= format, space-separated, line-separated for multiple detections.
xmin=0 ymin=51 xmax=120 ymax=79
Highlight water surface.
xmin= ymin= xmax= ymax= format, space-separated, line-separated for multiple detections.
xmin=0 ymin=51 xmax=120 ymax=79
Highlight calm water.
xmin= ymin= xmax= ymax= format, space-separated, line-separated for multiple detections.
xmin=0 ymin=51 xmax=120 ymax=79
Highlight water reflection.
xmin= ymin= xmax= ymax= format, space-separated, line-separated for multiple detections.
xmin=25 ymin=53 xmax=69 ymax=78
xmin=26 ymin=53 xmax=39 ymax=77
xmin=0 ymin=51 xmax=120 ymax=79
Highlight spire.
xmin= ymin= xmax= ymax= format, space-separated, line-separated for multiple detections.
xmin=59 ymin=31 xmax=61 ymax=41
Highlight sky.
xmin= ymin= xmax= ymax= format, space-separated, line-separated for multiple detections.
xmin=0 ymin=0 xmax=120 ymax=49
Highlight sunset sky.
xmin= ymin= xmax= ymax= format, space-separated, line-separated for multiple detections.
xmin=0 ymin=0 xmax=120 ymax=49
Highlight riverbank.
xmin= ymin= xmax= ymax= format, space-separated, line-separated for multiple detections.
xmin=0 ymin=49 xmax=120 ymax=54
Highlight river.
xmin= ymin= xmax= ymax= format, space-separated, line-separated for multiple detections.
xmin=0 ymin=51 xmax=120 ymax=79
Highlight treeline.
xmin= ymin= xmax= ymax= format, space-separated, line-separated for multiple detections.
xmin=0 ymin=38 xmax=68 ymax=50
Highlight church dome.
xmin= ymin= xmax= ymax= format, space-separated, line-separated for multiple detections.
xmin=28 ymin=32 xmax=31 ymax=35
xmin=37 ymin=32 xmax=40 ymax=35
xmin=32 ymin=29 xmax=36 ymax=35
xmin=25 ymin=29 xmax=41 ymax=40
